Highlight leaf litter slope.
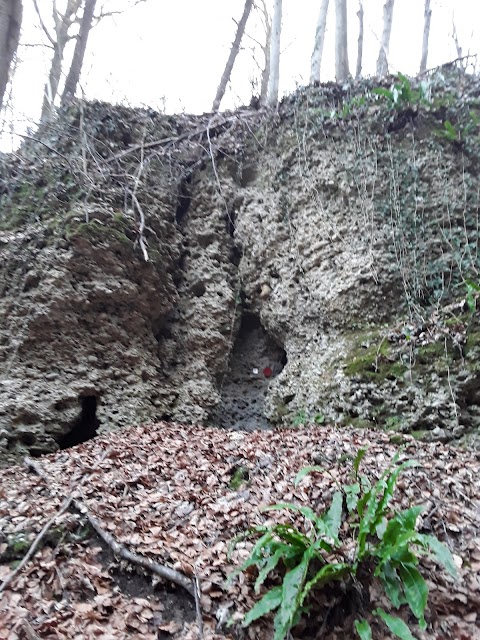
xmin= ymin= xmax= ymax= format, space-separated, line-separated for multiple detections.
xmin=0 ymin=422 xmax=479 ymax=639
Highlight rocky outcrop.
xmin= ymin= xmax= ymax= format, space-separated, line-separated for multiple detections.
xmin=236 ymin=77 xmax=480 ymax=444
xmin=2 ymin=70 xmax=480 ymax=465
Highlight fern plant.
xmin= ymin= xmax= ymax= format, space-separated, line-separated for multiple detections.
xmin=229 ymin=449 xmax=457 ymax=640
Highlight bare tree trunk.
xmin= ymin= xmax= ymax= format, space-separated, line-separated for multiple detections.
xmin=310 ymin=0 xmax=330 ymax=84
xmin=61 ymin=0 xmax=97 ymax=106
xmin=419 ymin=0 xmax=432 ymax=73
xmin=355 ymin=0 xmax=364 ymax=79
xmin=266 ymin=0 xmax=282 ymax=107
xmin=37 ymin=0 xmax=82 ymax=121
xmin=212 ymin=0 xmax=254 ymax=112
xmin=0 ymin=0 xmax=22 ymax=112
xmin=376 ymin=0 xmax=395 ymax=77
xmin=258 ymin=0 xmax=271 ymax=105
xmin=335 ymin=0 xmax=349 ymax=83
xmin=451 ymin=13 xmax=462 ymax=60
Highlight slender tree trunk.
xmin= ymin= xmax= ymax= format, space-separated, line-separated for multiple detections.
xmin=266 ymin=0 xmax=282 ymax=107
xmin=376 ymin=0 xmax=395 ymax=77
xmin=212 ymin=0 xmax=254 ymax=112
xmin=0 ymin=0 xmax=22 ymax=112
xmin=451 ymin=13 xmax=462 ymax=60
xmin=335 ymin=0 xmax=349 ymax=83
xmin=419 ymin=0 xmax=432 ymax=73
xmin=355 ymin=0 xmax=364 ymax=79
xmin=310 ymin=0 xmax=330 ymax=84
xmin=61 ymin=0 xmax=97 ymax=106
xmin=39 ymin=0 xmax=82 ymax=121
xmin=258 ymin=0 xmax=271 ymax=105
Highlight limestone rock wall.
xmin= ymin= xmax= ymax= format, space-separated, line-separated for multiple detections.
xmin=2 ymin=73 xmax=480 ymax=465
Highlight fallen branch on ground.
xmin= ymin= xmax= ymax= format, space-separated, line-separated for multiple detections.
xmin=23 ymin=456 xmax=195 ymax=597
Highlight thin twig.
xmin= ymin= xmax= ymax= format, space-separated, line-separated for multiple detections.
xmin=14 ymin=133 xmax=74 ymax=166
xmin=31 ymin=0 xmax=56 ymax=46
xmin=107 ymin=112 xmax=261 ymax=165
xmin=129 ymin=192 xmax=149 ymax=262
xmin=419 ymin=54 xmax=477 ymax=77
xmin=0 ymin=494 xmax=73 ymax=594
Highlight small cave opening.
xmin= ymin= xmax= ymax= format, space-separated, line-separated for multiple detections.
xmin=58 ymin=396 xmax=99 ymax=449
xmin=213 ymin=312 xmax=287 ymax=431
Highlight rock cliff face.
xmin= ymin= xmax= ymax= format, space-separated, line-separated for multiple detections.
xmin=1 ymin=70 xmax=480 ymax=464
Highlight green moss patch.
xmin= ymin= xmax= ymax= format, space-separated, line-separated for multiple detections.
xmin=344 ymin=337 xmax=407 ymax=381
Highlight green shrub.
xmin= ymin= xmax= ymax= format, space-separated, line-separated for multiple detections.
xmin=373 ymin=74 xmax=429 ymax=110
xmin=230 ymin=449 xmax=457 ymax=640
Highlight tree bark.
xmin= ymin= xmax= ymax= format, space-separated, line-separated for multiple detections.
xmin=376 ymin=0 xmax=395 ymax=77
xmin=61 ymin=0 xmax=97 ymax=106
xmin=212 ymin=0 xmax=254 ymax=112
xmin=355 ymin=0 xmax=364 ymax=79
xmin=0 ymin=0 xmax=22 ymax=112
xmin=38 ymin=0 xmax=82 ymax=121
xmin=310 ymin=0 xmax=329 ymax=84
xmin=258 ymin=0 xmax=271 ymax=105
xmin=451 ymin=15 xmax=463 ymax=60
xmin=419 ymin=0 xmax=431 ymax=73
xmin=266 ymin=0 xmax=282 ymax=107
xmin=334 ymin=0 xmax=349 ymax=83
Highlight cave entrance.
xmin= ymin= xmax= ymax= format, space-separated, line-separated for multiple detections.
xmin=213 ymin=314 xmax=286 ymax=431
xmin=59 ymin=396 xmax=99 ymax=449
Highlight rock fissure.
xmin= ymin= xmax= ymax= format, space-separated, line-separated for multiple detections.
xmin=213 ymin=312 xmax=286 ymax=430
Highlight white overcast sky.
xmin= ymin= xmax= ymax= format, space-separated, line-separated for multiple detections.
xmin=2 ymin=0 xmax=479 ymax=148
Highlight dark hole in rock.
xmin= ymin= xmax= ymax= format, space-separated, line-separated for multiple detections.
xmin=59 ymin=396 xmax=99 ymax=449
xmin=175 ymin=176 xmax=192 ymax=225
xmin=197 ymin=233 xmax=216 ymax=249
xmin=284 ymin=394 xmax=295 ymax=404
xmin=461 ymin=378 xmax=480 ymax=406
xmin=229 ymin=245 xmax=242 ymax=267
xmin=190 ymin=281 xmax=206 ymax=297
xmin=240 ymin=164 xmax=258 ymax=187
xmin=226 ymin=210 xmax=235 ymax=237
xmin=19 ymin=431 xmax=36 ymax=446
xmin=213 ymin=313 xmax=287 ymax=431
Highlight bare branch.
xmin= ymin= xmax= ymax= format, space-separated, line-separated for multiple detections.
xmin=0 ymin=494 xmax=73 ymax=594
xmin=32 ymin=0 xmax=56 ymax=46
xmin=212 ymin=0 xmax=254 ymax=112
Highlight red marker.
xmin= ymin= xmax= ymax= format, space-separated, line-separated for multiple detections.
xmin=263 ymin=366 xmax=273 ymax=378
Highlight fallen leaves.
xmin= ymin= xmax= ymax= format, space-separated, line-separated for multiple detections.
xmin=0 ymin=422 xmax=479 ymax=639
